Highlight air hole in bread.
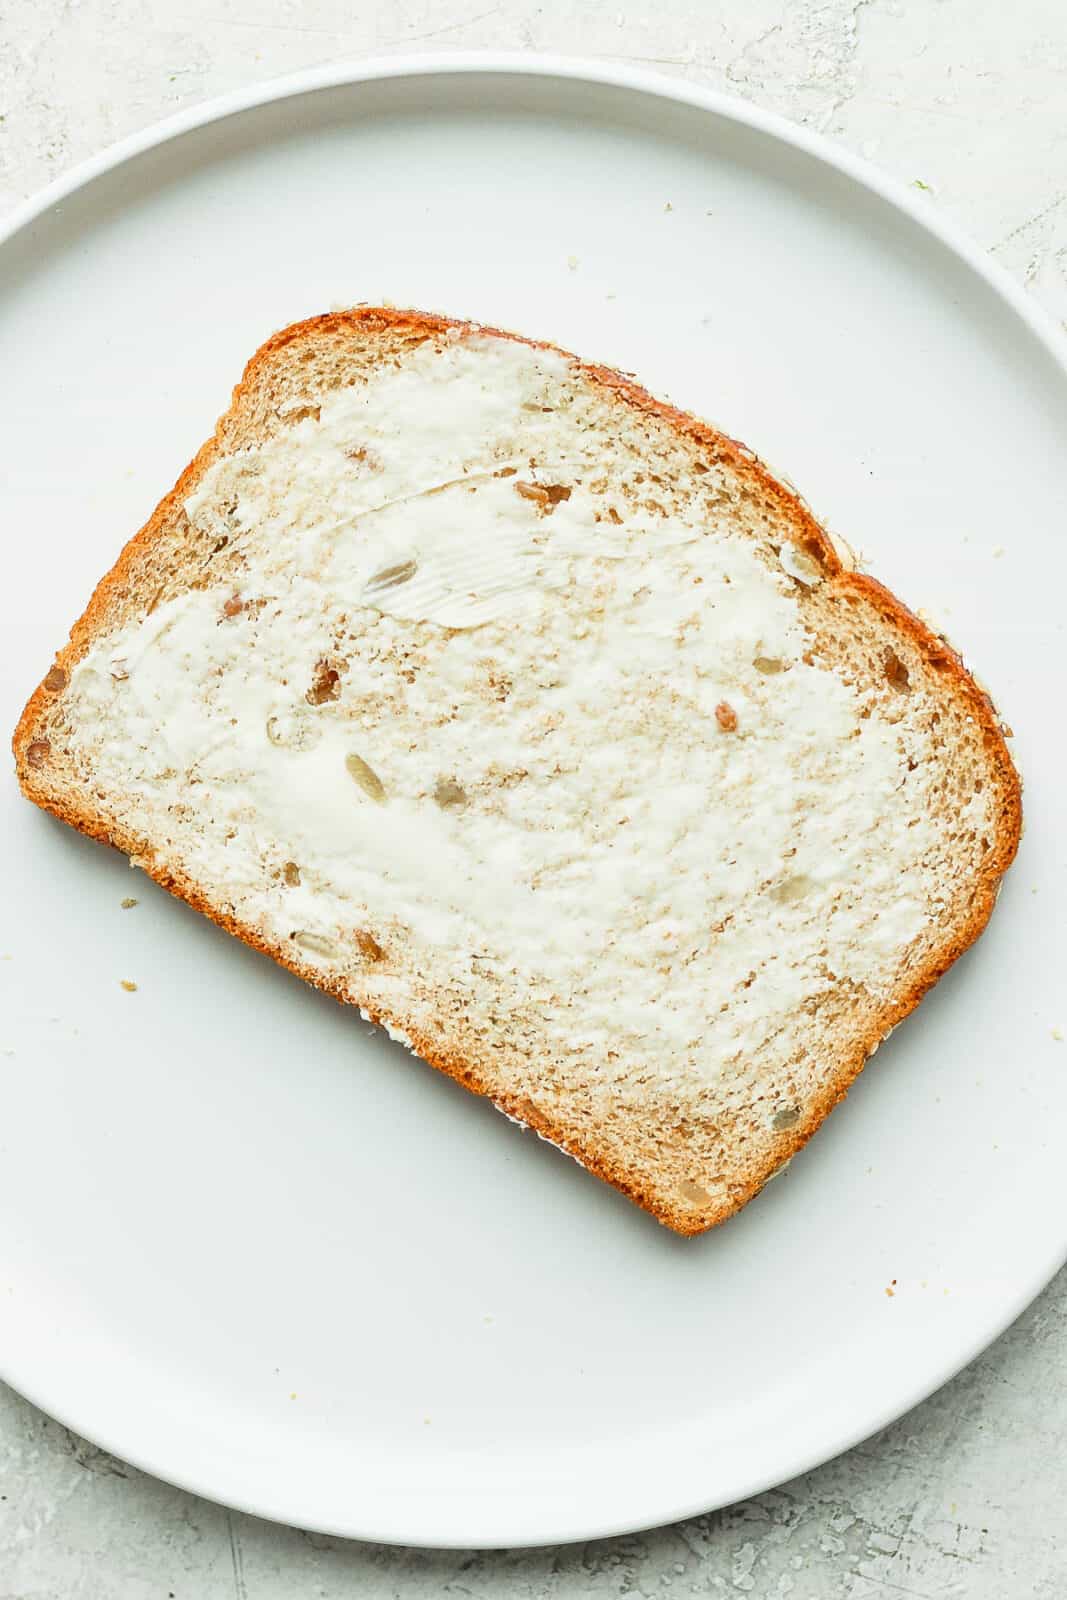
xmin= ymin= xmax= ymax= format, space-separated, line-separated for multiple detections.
xmin=284 ymin=403 xmax=320 ymax=425
xmin=306 ymin=661 xmax=341 ymax=706
xmin=884 ymin=649 xmax=910 ymax=691
xmin=266 ymin=711 xmax=320 ymax=752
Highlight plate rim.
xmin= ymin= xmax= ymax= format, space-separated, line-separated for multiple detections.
xmin=2 ymin=50 xmax=1065 ymax=1548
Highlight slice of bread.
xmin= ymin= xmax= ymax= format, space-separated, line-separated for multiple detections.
xmin=12 ymin=308 xmax=1021 ymax=1234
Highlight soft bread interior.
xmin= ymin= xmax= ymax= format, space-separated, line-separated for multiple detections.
xmin=16 ymin=315 xmax=1019 ymax=1231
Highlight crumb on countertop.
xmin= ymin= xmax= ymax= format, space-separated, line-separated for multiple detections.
xmin=566 ymin=255 xmax=579 ymax=271
xmin=1053 ymin=1027 xmax=1064 ymax=1042
xmin=121 ymin=897 xmax=138 ymax=909
xmin=120 ymin=979 xmax=137 ymax=992
xmin=885 ymin=1279 xmax=897 ymax=1298
xmin=992 ymin=545 xmax=1005 ymax=557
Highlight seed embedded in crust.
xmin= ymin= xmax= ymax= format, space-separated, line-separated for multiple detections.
xmin=779 ymin=541 xmax=824 ymax=586
xmin=514 ymin=480 xmax=572 ymax=512
xmin=365 ymin=559 xmax=417 ymax=596
xmin=355 ymin=930 xmax=385 ymax=962
xmin=291 ymin=929 xmax=341 ymax=958
xmin=434 ymin=777 xmax=467 ymax=809
xmin=26 ymin=740 xmax=51 ymax=768
xmin=772 ymin=1105 xmax=801 ymax=1131
xmin=772 ymin=875 xmax=810 ymax=904
xmin=346 ymin=753 xmax=387 ymax=803
xmin=44 ymin=666 xmax=68 ymax=692
xmin=715 ymin=701 xmax=738 ymax=733
xmin=677 ymin=1178 xmax=712 ymax=1207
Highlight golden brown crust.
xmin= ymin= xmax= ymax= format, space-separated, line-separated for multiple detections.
xmin=11 ymin=306 xmax=1022 ymax=1236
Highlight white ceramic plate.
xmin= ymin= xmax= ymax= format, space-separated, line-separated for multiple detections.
xmin=1 ymin=56 xmax=1064 ymax=1549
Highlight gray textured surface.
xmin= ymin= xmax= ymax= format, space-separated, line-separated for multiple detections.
xmin=2 ymin=2 xmax=1066 ymax=1593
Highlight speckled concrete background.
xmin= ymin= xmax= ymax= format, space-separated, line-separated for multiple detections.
xmin=2 ymin=3 xmax=1066 ymax=1594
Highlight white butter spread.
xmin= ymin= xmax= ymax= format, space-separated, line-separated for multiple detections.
xmin=69 ymin=335 xmax=938 ymax=1084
